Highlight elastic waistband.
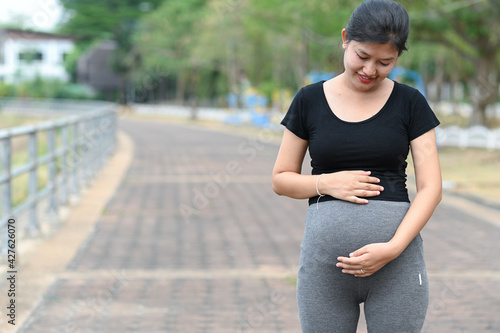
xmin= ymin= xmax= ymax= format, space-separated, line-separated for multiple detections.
xmin=308 ymin=195 xmax=410 ymax=206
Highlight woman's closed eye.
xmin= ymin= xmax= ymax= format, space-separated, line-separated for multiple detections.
xmin=357 ymin=54 xmax=391 ymax=66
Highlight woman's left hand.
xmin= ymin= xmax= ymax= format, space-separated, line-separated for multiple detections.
xmin=336 ymin=242 xmax=400 ymax=277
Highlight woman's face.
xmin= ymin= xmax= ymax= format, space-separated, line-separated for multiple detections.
xmin=342 ymin=29 xmax=399 ymax=92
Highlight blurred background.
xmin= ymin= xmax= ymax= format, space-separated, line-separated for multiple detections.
xmin=0 ymin=0 xmax=498 ymax=126
xmin=0 ymin=1 xmax=499 ymax=332
xmin=1 ymin=0 xmax=499 ymax=203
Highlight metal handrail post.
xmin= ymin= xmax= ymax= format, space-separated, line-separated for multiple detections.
xmin=94 ymin=117 xmax=101 ymax=176
xmin=83 ymin=118 xmax=92 ymax=184
xmin=72 ymin=121 xmax=80 ymax=196
xmin=60 ymin=126 xmax=68 ymax=204
xmin=28 ymin=131 xmax=39 ymax=236
xmin=47 ymin=127 xmax=58 ymax=216
xmin=1 ymin=137 xmax=12 ymax=255
xmin=93 ymin=118 xmax=102 ymax=175
xmin=82 ymin=119 xmax=89 ymax=182
xmin=106 ymin=114 xmax=116 ymax=164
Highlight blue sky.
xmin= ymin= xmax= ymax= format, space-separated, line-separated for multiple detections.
xmin=1 ymin=0 xmax=64 ymax=31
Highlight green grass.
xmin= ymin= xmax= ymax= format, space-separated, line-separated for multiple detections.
xmin=284 ymin=275 xmax=298 ymax=286
xmin=0 ymin=114 xmax=65 ymax=216
xmin=0 ymin=113 xmax=45 ymax=129
xmin=437 ymin=146 xmax=500 ymax=202
xmin=436 ymin=112 xmax=500 ymax=129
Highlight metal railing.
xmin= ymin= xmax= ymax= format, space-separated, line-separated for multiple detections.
xmin=0 ymin=97 xmax=116 ymax=115
xmin=0 ymin=101 xmax=117 ymax=255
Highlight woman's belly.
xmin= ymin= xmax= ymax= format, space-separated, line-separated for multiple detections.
xmin=301 ymin=200 xmax=410 ymax=265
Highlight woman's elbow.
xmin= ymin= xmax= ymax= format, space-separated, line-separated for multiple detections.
xmin=272 ymin=185 xmax=284 ymax=196
xmin=436 ymin=184 xmax=443 ymax=204
xmin=425 ymin=182 xmax=443 ymax=204
xmin=416 ymin=180 xmax=442 ymax=206
xmin=272 ymin=175 xmax=284 ymax=196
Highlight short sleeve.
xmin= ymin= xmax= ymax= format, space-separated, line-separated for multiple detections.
xmin=280 ymin=88 xmax=309 ymax=140
xmin=408 ymin=90 xmax=440 ymax=141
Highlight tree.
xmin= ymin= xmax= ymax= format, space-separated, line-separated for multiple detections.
xmin=132 ymin=0 xmax=210 ymax=105
xmin=58 ymin=0 xmax=163 ymax=103
xmin=408 ymin=0 xmax=500 ymax=127
xmin=130 ymin=0 xmax=500 ymax=121
xmin=193 ymin=0 xmax=351 ymax=100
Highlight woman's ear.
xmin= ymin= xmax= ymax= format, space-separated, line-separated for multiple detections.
xmin=341 ymin=28 xmax=348 ymax=49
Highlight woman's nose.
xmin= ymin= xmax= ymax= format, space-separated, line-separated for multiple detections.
xmin=363 ymin=62 xmax=376 ymax=76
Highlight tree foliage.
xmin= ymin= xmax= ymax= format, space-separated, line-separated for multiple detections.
xmin=59 ymin=0 xmax=163 ymax=44
xmin=59 ymin=0 xmax=500 ymax=125
xmin=132 ymin=0 xmax=354 ymax=105
xmin=407 ymin=0 xmax=500 ymax=126
xmin=58 ymin=0 xmax=163 ymax=102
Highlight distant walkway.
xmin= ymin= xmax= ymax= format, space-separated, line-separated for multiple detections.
xmin=10 ymin=117 xmax=500 ymax=332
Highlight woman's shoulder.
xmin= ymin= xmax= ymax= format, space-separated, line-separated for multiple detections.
xmin=392 ymin=80 xmax=424 ymax=100
xmin=298 ymin=80 xmax=325 ymax=99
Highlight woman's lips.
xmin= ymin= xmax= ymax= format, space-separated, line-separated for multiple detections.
xmin=358 ymin=73 xmax=374 ymax=83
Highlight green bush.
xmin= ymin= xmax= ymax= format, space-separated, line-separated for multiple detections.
xmin=0 ymin=77 xmax=96 ymax=100
xmin=0 ymin=82 xmax=16 ymax=97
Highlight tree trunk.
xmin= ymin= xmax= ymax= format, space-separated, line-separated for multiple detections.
xmin=226 ymin=42 xmax=239 ymax=95
xmin=469 ymin=53 xmax=499 ymax=127
xmin=433 ymin=55 xmax=445 ymax=102
xmin=470 ymin=99 xmax=487 ymax=127
xmin=176 ymin=71 xmax=188 ymax=105
xmin=159 ymin=76 xmax=166 ymax=102
xmin=300 ymin=28 xmax=309 ymax=84
xmin=449 ymin=71 xmax=460 ymax=116
xmin=189 ymin=66 xmax=200 ymax=120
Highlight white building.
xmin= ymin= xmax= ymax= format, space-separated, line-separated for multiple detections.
xmin=0 ymin=29 xmax=74 ymax=83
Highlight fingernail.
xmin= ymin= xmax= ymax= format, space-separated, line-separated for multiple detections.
xmin=349 ymin=253 xmax=354 ymax=257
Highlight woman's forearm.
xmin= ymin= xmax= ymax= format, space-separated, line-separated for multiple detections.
xmin=388 ymin=129 xmax=442 ymax=257
xmin=272 ymin=170 xmax=384 ymax=203
xmin=388 ymin=184 xmax=442 ymax=256
xmin=272 ymin=172 xmax=319 ymax=199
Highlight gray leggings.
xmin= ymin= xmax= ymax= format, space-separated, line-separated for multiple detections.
xmin=297 ymin=200 xmax=428 ymax=333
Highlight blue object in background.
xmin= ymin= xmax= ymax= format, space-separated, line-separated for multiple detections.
xmin=227 ymin=93 xmax=238 ymax=109
xmin=389 ymin=66 xmax=428 ymax=100
xmin=306 ymin=70 xmax=336 ymax=84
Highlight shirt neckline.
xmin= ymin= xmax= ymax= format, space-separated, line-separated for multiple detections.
xmin=320 ymin=80 xmax=398 ymax=125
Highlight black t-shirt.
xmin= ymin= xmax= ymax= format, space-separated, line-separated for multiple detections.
xmin=281 ymin=80 xmax=440 ymax=205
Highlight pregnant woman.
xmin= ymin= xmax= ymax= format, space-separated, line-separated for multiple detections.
xmin=272 ymin=1 xmax=442 ymax=332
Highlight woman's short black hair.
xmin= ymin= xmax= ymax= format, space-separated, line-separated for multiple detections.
xmin=345 ymin=0 xmax=410 ymax=56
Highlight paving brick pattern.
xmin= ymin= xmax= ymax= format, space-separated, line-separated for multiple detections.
xmin=17 ymin=118 xmax=500 ymax=332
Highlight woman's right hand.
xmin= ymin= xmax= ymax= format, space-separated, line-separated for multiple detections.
xmin=319 ymin=171 xmax=384 ymax=204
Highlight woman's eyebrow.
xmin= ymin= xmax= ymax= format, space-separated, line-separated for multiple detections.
xmin=358 ymin=49 xmax=395 ymax=61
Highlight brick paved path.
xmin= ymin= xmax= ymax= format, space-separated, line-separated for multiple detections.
xmin=16 ymin=117 xmax=500 ymax=332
